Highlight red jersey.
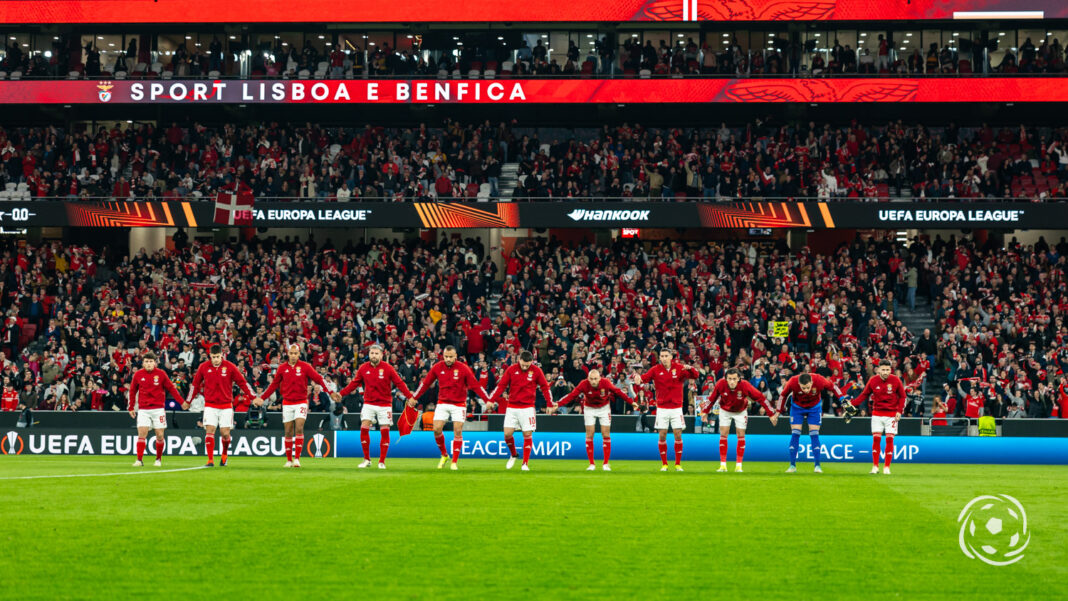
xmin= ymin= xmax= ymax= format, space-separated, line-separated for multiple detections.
xmin=412 ymin=360 xmax=490 ymax=407
xmin=777 ymin=374 xmax=843 ymax=410
xmin=339 ymin=361 xmax=413 ymax=407
xmin=637 ymin=362 xmax=699 ymax=410
xmin=964 ymin=394 xmax=984 ymax=419
xmin=558 ymin=378 xmax=630 ymax=408
xmin=1 ymin=389 xmax=17 ymax=411
xmin=850 ymin=374 xmax=907 ymax=417
xmin=709 ymin=379 xmax=777 ymax=414
xmin=188 ymin=360 xmax=254 ymax=409
xmin=489 ymin=364 xmax=551 ymax=409
xmin=262 ymin=360 xmax=327 ymax=405
xmin=128 ymin=368 xmax=184 ymax=411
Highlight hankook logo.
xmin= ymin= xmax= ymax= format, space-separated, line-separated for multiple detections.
xmin=566 ymin=209 xmax=651 ymax=222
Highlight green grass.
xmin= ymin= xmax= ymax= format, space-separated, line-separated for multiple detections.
xmin=0 ymin=456 xmax=1065 ymax=600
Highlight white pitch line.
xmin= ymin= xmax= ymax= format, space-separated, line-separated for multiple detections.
xmin=0 ymin=465 xmax=208 ymax=481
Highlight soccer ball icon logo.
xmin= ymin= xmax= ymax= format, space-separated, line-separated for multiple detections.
xmin=958 ymin=495 xmax=1030 ymax=566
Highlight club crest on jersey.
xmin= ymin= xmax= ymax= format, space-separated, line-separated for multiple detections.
xmin=378 ymin=368 xmax=384 ymax=378
xmin=153 ymin=376 xmax=159 ymax=384
xmin=453 ymin=369 xmax=458 ymax=379
xmin=886 ymin=385 xmax=893 ymax=393
xmin=221 ymin=368 xmax=227 ymax=375
xmin=526 ymin=372 xmax=533 ymax=380
xmin=296 ymin=367 xmax=302 ymax=375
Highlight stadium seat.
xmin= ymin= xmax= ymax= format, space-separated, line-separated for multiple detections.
xmin=468 ymin=69 xmax=481 ymax=79
xmin=0 ymin=72 xmax=6 ymax=80
xmin=484 ymin=69 xmax=496 ymax=79
xmin=500 ymin=61 xmax=514 ymax=74
xmin=437 ymin=69 xmax=449 ymax=79
xmin=162 ymin=71 xmax=173 ymax=79
xmin=9 ymin=71 xmax=21 ymax=80
xmin=207 ymin=70 xmax=220 ymax=79
xmin=639 ymin=69 xmax=651 ymax=78
xmin=298 ymin=69 xmax=311 ymax=79
xmin=114 ymin=71 xmax=127 ymax=79
xmin=68 ymin=71 xmax=81 ymax=79
xmin=477 ymin=183 xmax=492 ymax=200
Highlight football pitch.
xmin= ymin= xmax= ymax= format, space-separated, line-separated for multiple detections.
xmin=1 ymin=456 xmax=1065 ymax=600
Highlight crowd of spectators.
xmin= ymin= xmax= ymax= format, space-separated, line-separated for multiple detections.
xmin=2 ymin=119 xmax=1068 ymax=202
xmin=0 ymin=230 xmax=1064 ymax=423
xmin=6 ymin=33 xmax=1066 ymax=79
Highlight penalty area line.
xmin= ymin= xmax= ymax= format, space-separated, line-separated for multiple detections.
xmin=0 ymin=465 xmax=209 ymax=480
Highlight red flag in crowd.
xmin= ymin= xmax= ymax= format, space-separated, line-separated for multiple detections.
xmin=214 ymin=185 xmax=255 ymax=226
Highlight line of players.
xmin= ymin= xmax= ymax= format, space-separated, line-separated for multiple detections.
xmin=127 ymin=344 xmax=906 ymax=473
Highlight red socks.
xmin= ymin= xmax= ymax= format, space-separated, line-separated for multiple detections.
xmin=220 ymin=436 xmax=230 ymax=462
xmin=380 ymin=428 xmax=390 ymax=463
xmin=155 ymin=438 xmax=164 ymax=461
xmin=505 ymin=435 xmax=517 ymax=457
xmin=452 ymin=436 xmax=462 ymax=463
xmin=603 ymin=438 xmax=611 ymax=464
xmin=659 ymin=440 xmax=668 ymax=465
xmin=586 ymin=439 xmax=595 ymax=465
xmin=674 ymin=439 xmax=683 ymax=466
xmin=435 ymin=433 xmax=448 ymax=457
xmin=719 ymin=436 xmax=728 ymax=463
xmin=884 ymin=435 xmax=894 ymax=467
xmin=360 ymin=427 xmax=371 ymax=461
xmin=285 ymin=437 xmax=293 ymax=461
xmin=872 ymin=434 xmax=882 ymax=466
xmin=293 ymin=435 xmax=303 ymax=460
xmin=136 ymin=438 xmax=146 ymax=462
xmin=522 ymin=437 xmax=532 ymax=465
xmin=206 ymin=435 xmax=215 ymax=462
xmin=736 ymin=438 xmax=745 ymax=464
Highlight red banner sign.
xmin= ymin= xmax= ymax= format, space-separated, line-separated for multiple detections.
xmin=4 ymin=78 xmax=1068 ymax=104
xmin=0 ymin=0 xmax=1062 ymax=23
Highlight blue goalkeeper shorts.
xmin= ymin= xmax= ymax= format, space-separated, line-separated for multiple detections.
xmin=790 ymin=403 xmax=822 ymax=427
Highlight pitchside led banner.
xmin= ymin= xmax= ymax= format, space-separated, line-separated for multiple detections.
xmin=6 ymin=429 xmax=1068 ymax=464
xmin=334 ymin=432 xmax=1068 ymax=465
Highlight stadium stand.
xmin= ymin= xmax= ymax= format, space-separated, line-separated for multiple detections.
xmin=0 ymin=232 xmax=1064 ymax=420
xmin=1 ymin=120 xmax=1067 ymax=201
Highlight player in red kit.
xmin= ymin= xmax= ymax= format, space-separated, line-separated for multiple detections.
xmin=334 ymin=344 xmax=417 ymax=470
xmin=707 ymin=368 xmax=779 ymax=473
xmin=411 ymin=345 xmax=491 ymax=470
xmin=489 ymin=350 xmax=552 ymax=471
xmin=555 ymin=368 xmax=636 ymax=471
xmin=778 ymin=372 xmax=842 ymax=473
xmin=632 ymin=349 xmax=702 ymax=472
xmin=183 ymin=344 xmax=254 ymax=467
xmin=128 ymin=352 xmax=185 ymax=467
xmin=257 ymin=344 xmax=328 ymax=468
xmin=845 ymin=359 xmax=906 ymax=474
